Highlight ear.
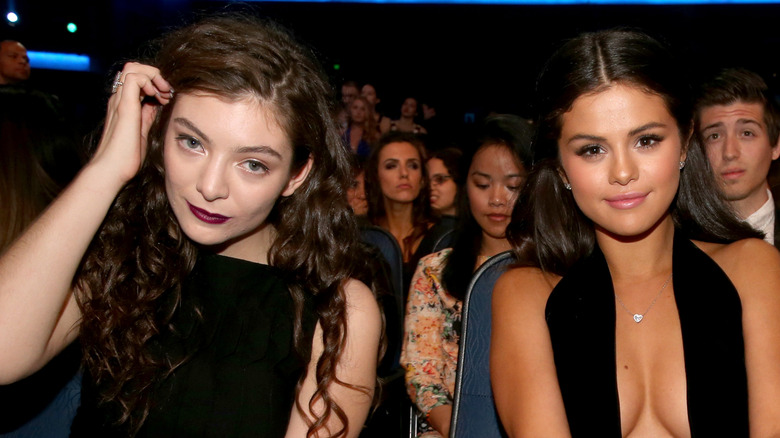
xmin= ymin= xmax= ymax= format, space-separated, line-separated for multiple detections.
xmin=557 ymin=166 xmax=570 ymax=186
xmin=680 ymin=125 xmax=694 ymax=164
xmin=281 ymin=156 xmax=313 ymax=197
xmin=771 ymin=137 xmax=780 ymax=161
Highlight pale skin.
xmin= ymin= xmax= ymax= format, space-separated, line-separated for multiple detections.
xmin=491 ymin=85 xmax=780 ymax=437
xmin=0 ymin=63 xmax=380 ymax=437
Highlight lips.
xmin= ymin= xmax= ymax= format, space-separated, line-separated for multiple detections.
xmin=721 ymin=168 xmax=745 ymax=180
xmin=605 ymin=192 xmax=648 ymax=210
xmin=188 ymin=202 xmax=230 ymax=224
xmin=487 ymin=214 xmax=510 ymax=222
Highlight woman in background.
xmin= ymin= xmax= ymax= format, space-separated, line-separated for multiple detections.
xmin=426 ymin=147 xmax=464 ymax=219
xmin=491 ymin=30 xmax=780 ymax=437
xmin=388 ymin=97 xmax=427 ymax=134
xmin=342 ymin=96 xmax=378 ymax=158
xmin=402 ymin=115 xmax=533 ymax=437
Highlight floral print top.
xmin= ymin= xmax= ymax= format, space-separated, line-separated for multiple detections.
xmin=401 ymin=249 xmax=490 ymax=421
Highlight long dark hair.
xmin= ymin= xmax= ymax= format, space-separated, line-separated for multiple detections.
xmin=442 ymin=115 xmax=533 ymax=300
xmin=507 ymin=29 xmax=762 ymax=277
xmin=365 ymin=131 xmax=433 ymax=261
xmin=77 ymin=14 xmax=367 ymax=437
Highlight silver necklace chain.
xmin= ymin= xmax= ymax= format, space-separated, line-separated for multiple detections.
xmin=614 ymin=272 xmax=673 ymax=323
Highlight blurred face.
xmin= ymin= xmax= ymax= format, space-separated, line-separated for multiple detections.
xmin=164 ymin=93 xmax=310 ymax=262
xmin=350 ymin=99 xmax=368 ymax=124
xmin=377 ymin=141 xmax=423 ymax=204
xmin=361 ymin=84 xmax=378 ymax=106
xmin=699 ymin=101 xmax=780 ymax=217
xmin=401 ymin=98 xmax=418 ymax=118
xmin=558 ymin=84 xmax=685 ymax=238
xmin=467 ymin=145 xmax=524 ymax=241
xmin=347 ymin=170 xmax=368 ymax=216
xmin=427 ymin=158 xmax=458 ymax=216
xmin=341 ymin=84 xmax=359 ymax=107
xmin=0 ymin=41 xmax=30 ymax=85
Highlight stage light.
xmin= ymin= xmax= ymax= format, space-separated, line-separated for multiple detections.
xmin=6 ymin=12 xmax=18 ymax=23
xmin=333 ymin=64 xmax=341 ymax=71
xmin=27 ymin=51 xmax=91 ymax=72
xmin=67 ymin=22 xmax=77 ymax=33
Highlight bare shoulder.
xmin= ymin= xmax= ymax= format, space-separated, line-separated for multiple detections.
xmin=342 ymin=278 xmax=382 ymax=330
xmin=693 ymin=238 xmax=780 ymax=299
xmin=493 ymin=266 xmax=562 ymax=309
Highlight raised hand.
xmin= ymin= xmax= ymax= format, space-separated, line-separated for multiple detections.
xmin=91 ymin=62 xmax=174 ymax=185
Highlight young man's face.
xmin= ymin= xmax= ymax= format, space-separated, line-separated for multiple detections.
xmin=699 ymin=101 xmax=780 ymax=217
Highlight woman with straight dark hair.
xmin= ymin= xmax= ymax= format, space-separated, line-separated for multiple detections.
xmin=0 ymin=15 xmax=380 ymax=438
xmin=491 ymin=30 xmax=780 ymax=437
xmin=401 ymin=115 xmax=532 ymax=438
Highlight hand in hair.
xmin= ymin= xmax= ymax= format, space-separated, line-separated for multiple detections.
xmin=92 ymin=62 xmax=174 ymax=186
xmin=0 ymin=62 xmax=173 ymax=384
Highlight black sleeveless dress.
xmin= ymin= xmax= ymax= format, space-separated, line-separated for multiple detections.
xmin=545 ymin=232 xmax=749 ymax=437
xmin=71 ymin=253 xmax=317 ymax=437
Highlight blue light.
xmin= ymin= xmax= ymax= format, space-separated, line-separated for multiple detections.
xmin=67 ymin=22 xmax=77 ymax=33
xmin=232 ymin=0 xmax=779 ymax=3
xmin=27 ymin=51 xmax=92 ymax=72
xmin=6 ymin=12 xmax=18 ymax=22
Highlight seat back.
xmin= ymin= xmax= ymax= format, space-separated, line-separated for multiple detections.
xmin=450 ymin=251 xmax=515 ymax=438
xmin=359 ymin=225 xmax=404 ymax=330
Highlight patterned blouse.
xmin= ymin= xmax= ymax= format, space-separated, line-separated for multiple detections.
xmin=401 ymin=249 xmax=488 ymax=437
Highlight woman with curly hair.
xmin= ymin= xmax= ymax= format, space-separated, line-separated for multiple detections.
xmin=0 ymin=15 xmax=380 ymax=438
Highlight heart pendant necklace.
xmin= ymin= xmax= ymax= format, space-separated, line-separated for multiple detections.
xmin=615 ymin=272 xmax=673 ymax=323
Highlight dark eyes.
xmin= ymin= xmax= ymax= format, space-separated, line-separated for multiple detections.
xmin=576 ymin=145 xmax=604 ymax=157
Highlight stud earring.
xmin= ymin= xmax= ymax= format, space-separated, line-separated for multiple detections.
xmin=564 ymin=182 xmax=572 ymax=190
xmin=679 ymin=161 xmax=686 ymax=170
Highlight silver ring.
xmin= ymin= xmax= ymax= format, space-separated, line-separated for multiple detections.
xmin=111 ymin=71 xmax=123 ymax=94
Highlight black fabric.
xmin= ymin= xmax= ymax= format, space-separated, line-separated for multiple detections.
xmin=545 ymin=232 xmax=748 ymax=437
xmin=71 ymin=253 xmax=316 ymax=437
xmin=771 ymin=184 xmax=780 ymax=249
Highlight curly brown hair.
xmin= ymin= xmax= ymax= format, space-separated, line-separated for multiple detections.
xmin=76 ymin=14 xmax=370 ymax=437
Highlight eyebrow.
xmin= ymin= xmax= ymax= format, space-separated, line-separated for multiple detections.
xmin=566 ymin=122 xmax=667 ymax=144
xmin=174 ymin=117 xmax=283 ymax=159
xmin=173 ymin=117 xmax=211 ymax=144
xmin=235 ymin=145 xmax=283 ymax=160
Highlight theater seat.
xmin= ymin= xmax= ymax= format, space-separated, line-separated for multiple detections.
xmin=450 ymin=251 xmax=515 ymax=438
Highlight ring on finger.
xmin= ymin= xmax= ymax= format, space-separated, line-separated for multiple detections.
xmin=111 ymin=71 xmax=124 ymax=94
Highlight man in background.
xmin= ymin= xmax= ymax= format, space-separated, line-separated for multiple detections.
xmin=0 ymin=40 xmax=31 ymax=85
xmin=695 ymin=68 xmax=780 ymax=246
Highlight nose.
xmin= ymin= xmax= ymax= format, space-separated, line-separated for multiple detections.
xmin=488 ymin=185 xmax=507 ymax=207
xmin=722 ymin=134 xmax=740 ymax=161
xmin=609 ymin=150 xmax=638 ymax=186
xmin=196 ymin=159 xmax=229 ymax=201
xmin=399 ymin=165 xmax=409 ymax=179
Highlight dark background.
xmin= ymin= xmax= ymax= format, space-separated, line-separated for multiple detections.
xmin=3 ymin=0 xmax=780 ymax=136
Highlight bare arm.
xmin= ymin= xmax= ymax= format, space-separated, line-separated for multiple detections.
xmin=721 ymin=239 xmax=780 ymax=437
xmin=0 ymin=63 xmax=172 ymax=383
xmin=286 ymin=279 xmax=381 ymax=438
xmin=490 ymin=267 xmax=571 ymax=438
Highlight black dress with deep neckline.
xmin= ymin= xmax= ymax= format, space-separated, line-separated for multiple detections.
xmin=71 ymin=253 xmax=316 ymax=437
xmin=545 ymin=231 xmax=749 ymax=437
